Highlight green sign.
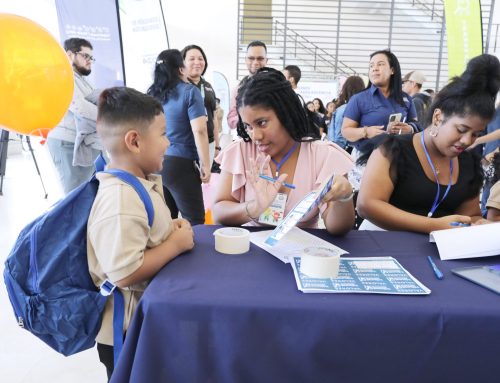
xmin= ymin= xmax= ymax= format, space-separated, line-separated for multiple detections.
xmin=444 ymin=0 xmax=483 ymax=78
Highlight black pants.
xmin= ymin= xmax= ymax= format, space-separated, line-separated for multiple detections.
xmin=161 ymin=155 xmax=205 ymax=225
xmin=97 ymin=343 xmax=114 ymax=382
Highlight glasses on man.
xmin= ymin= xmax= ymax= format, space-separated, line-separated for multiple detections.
xmin=246 ymin=56 xmax=266 ymax=62
xmin=76 ymin=52 xmax=96 ymax=62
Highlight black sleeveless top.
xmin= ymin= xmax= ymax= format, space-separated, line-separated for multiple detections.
xmin=385 ymin=134 xmax=482 ymax=218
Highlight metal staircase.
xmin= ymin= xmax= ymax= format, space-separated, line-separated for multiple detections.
xmin=236 ymin=0 xmax=497 ymax=90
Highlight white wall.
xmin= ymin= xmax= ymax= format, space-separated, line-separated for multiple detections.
xmin=0 ymin=0 xmax=60 ymax=38
xmin=162 ymin=0 xmax=239 ymax=89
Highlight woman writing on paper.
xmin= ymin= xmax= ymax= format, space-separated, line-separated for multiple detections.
xmin=357 ymin=54 xmax=500 ymax=233
xmin=212 ymin=68 xmax=355 ymax=235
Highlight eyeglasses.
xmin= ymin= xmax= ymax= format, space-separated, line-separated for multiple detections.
xmin=76 ymin=52 xmax=95 ymax=62
xmin=246 ymin=56 xmax=266 ymax=62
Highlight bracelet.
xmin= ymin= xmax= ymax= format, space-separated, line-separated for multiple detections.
xmin=338 ymin=188 xmax=355 ymax=202
xmin=215 ymin=146 xmax=221 ymax=150
xmin=245 ymin=200 xmax=259 ymax=220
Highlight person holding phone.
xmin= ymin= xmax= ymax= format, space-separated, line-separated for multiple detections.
xmin=341 ymin=50 xmax=419 ymax=157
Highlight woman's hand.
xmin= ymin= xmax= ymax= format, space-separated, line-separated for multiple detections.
xmin=434 ymin=215 xmax=472 ymax=230
xmin=321 ymin=175 xmax=353 ymax=204
xmin=199 ymin=163 xmax=211 ymax=183
xmin=366 ymin=125 xmax=386 ymax=138
xmin=388 ymin=122 xmax=412 ymax=135
xmin=245 ymin=155 xmax=288 ymax=218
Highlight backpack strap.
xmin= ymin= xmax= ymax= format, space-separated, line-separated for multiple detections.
xmin=94 ymin=154 xmax=107 ymax=173
xmin=102 ymin=169 xmax=155 ymax=226
xmin=98 ymin=168 xmax=155 ymax=365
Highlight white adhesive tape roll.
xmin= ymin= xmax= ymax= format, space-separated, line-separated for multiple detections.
xmin=301 ymin=246 xmax=341 ymax=278
xmin=213 ymin=227 xmax=250 ymax=254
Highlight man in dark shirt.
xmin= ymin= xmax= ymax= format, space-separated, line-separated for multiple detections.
xmin=402 ymin=70 xmax=432 ymax=128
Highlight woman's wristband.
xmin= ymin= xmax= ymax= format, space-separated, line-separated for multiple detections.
xmin=338 ymin=188 xmax=355 ymax=202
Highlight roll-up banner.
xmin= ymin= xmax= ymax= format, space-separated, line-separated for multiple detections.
xmin=118 ymin=0 xmax=169 ymax=92
xmin=55 ymin=0 xmax=125 ymax=88
xmin=444 ymin=0 xmax=483 ymax=78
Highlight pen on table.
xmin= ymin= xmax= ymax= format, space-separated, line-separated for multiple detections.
xmin=449 ymin=221 xmax=471 ymax=227
xmin=259 ymin=174 xmax=296 ymax=189
xmin=427 ymin=256 xmax=444 ymax=280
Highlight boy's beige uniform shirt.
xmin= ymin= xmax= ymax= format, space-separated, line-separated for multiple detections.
xmin=87 ymin=172 xmax=173 ymax=346
xmin=486 ymin=181 xmax=500 ymax=211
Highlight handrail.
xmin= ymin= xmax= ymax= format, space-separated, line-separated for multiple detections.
xmin=273 ymin=19 xmax=356 ymax=76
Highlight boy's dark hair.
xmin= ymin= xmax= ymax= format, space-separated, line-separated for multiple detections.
xmin=430 ymin=54 xmax=500 ymax=123
xmin=285 ymin=65 xmax=301 ymax=84
xmin=147 ymin=49 xmax=184 ymax=103
xmin=337 ymin=76 xmax=366 ymax=107
xmin=235 ymin=67 xmax=319 ymax=142
xmin=247 ymin=40 xmax=267 ymax=52
xmin=97 ymin=87 xmax=163 ymax=134
xmin=181 ymin=44 xmax=208 ymax=76
xmin=64 ymin=38 xmax=93 ymax=53
xmin=367 ymin=49 xmax=405 ymax=107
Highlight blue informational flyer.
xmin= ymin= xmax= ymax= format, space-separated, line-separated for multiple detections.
xmin=291 ymin=256 xmax=431 ymax=295
xmin=265 ymin=175 xmax=334 ymax=246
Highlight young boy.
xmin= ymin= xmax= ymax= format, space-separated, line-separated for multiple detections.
xmin=87 ymin=87 xmax=194 ymax=380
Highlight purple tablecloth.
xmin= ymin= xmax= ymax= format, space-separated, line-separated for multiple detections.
xmin=111 ymin=226 xmax=500 ymax=383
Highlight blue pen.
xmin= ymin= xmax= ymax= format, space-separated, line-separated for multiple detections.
xmin=449 ymin=222 xmax=471 ymax=227
xmin=259 ymin=174 xmax=296 ymax=189
xmin=427 ymin=256 xmax=444 ymax=280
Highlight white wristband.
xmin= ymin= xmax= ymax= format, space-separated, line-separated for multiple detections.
xmin=338 ymin=188 xmax=355 ymax=202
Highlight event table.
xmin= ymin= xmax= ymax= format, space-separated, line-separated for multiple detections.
xmin=111 ymin=225 xmax=500 ymax=383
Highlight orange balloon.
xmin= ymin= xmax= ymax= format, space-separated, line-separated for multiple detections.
xmin=0 ymin=14 xmax=73 ymax=138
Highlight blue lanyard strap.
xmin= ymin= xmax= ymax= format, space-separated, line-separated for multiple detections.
xmin=271 ymin=142 xmax=298 ymax=177
xmin=420 ymin=133 xmax=453 ymax=217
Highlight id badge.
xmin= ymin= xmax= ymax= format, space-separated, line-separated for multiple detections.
xmin=258 ymin=193 xmax=287 ymax=226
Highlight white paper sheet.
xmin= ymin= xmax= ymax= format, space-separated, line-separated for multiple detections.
xmin=429 ymin=222 xmax=500 ymax=260
xmin=250 ymin=227 xmax=348 ymax=263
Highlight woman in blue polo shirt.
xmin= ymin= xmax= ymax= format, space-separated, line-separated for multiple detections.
xmin=147 ymin=49 xmax=210 ymax=225
xmin=341 ymin=50 xmax=418 ymax=156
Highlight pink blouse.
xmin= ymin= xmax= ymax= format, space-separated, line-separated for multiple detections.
xmin=216 ymin=139 xmax=354 ymax=228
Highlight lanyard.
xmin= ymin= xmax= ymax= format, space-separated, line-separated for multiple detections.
xmin=200 ymin=83 xmax=205 ymax=98
xmin=271 ymin=142 xmax=298 ymax=177
xmin=420 ymin=133 xmax=453 ymax=217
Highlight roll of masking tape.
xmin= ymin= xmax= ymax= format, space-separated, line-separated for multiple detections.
xmin=213 ymin=227 xmax=250 ymax=254
xmin=301 ymin=246 xmax=341 ymax=278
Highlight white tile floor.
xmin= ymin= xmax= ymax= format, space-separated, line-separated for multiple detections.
xmin=0 ymin=135 xmax=107 ymax=382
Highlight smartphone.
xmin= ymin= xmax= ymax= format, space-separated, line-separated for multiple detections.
xmin=388 ymin=113 xmax=402 ymax=124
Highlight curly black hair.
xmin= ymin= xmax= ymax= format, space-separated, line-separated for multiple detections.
xmin=235 ymin=67 xmax=320 ymax=142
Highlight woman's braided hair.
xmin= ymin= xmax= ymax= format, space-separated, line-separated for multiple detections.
xmin=235 ymin=67 xmax=320 ymax=142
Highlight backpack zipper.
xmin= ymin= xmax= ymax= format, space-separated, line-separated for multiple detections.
xmin=30 ymin=226 xmax=40 ymax=294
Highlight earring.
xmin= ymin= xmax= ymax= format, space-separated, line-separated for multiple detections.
xmin=429 ymin=121 xmax=439 ymax=137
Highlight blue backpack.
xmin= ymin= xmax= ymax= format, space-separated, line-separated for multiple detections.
xmin=3 ymin=158 xmax=153 ymax=364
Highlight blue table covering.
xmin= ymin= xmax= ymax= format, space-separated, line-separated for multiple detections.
xmin=111 ymin=226 xmax=500 ymax=383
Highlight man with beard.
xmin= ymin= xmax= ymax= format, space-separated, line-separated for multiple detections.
xmin=47 ymin=38 xmax=102 ymax=194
